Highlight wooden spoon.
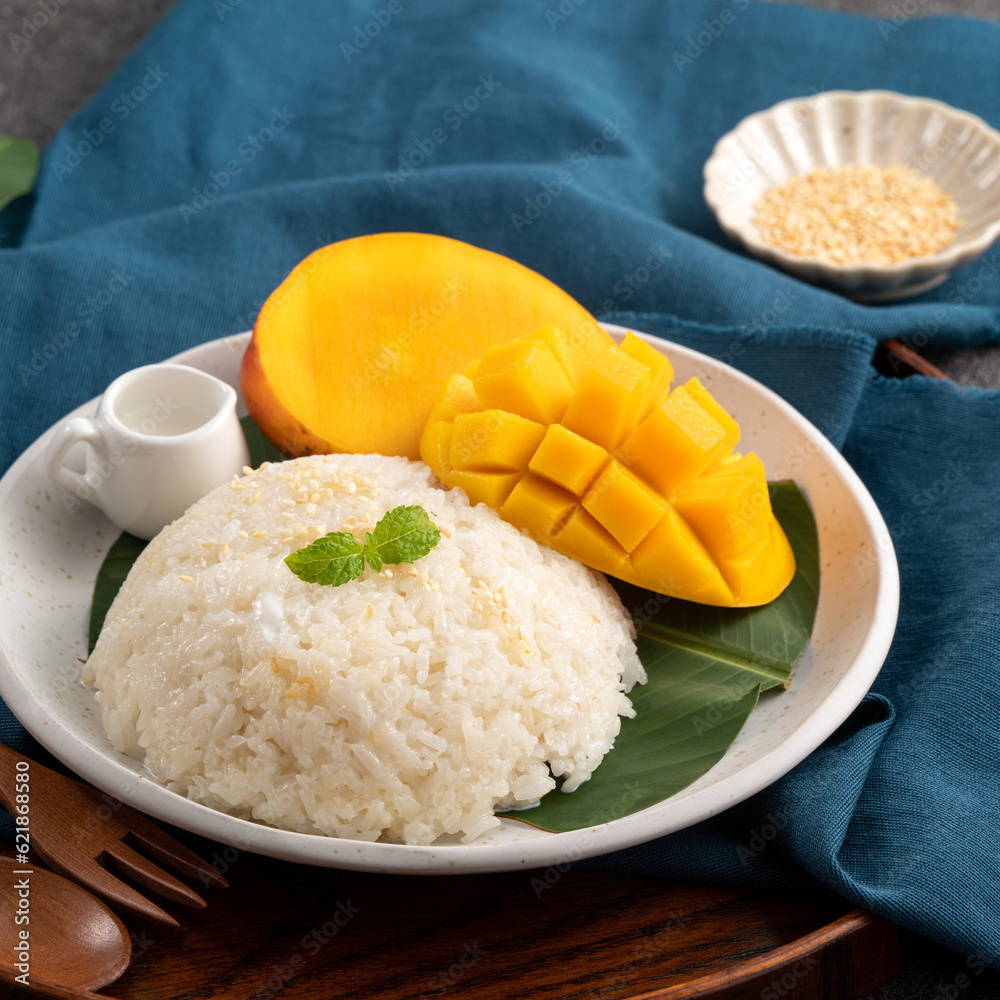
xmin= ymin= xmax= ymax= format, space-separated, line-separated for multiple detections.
xmin=0 ymin=856 xmax=130 ymax=995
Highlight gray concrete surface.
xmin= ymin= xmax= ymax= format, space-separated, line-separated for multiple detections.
xmin=0 ymin=2 xmax=998 ymax=998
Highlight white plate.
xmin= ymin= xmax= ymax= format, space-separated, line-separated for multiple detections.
xmin=0 ymin=327 xmax=899 ymax=874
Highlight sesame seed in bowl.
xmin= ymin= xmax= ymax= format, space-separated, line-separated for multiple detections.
xmin=703 ymin=90 xmax=1000 ymax=302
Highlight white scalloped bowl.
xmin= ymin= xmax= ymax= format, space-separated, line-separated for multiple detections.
xmin=704 ymin=90 xmax=1000 ymax=301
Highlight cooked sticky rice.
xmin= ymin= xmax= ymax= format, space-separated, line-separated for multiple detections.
xmin=84 ymin=454 xmax=645 ymax=845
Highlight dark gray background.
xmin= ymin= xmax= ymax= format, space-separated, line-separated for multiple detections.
xmin=1 ymin=2 xmax=998 ymax=998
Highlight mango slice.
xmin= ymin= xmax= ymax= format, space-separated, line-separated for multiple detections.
xmin=241 ymin=233 xmax=611 ymax=459
xmin=420 ymin=329 xmax=795 ymax=607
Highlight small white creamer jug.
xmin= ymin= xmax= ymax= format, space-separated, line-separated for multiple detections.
xmin=45 ymin=363 xmax=251 ymax=540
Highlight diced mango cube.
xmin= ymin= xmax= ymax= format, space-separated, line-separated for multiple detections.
xmin=553 ymin=509 xmax=630 ymax=579
xmin=684 ymin=378 xmax=742 ymax=451
xmin=473 ymin=339 xmax=574 ymax=424
xmin=425 ymin=374 xmax=481 ymax=426
xmin=419 ymin=420 xmax=454 ymax=477
xmin=450 ymin=410 xmax=546 ymax=472
xmin=562 ymin=344 xmax=651 ymax=451
xmin=618 ymin=332 xmax=674 ymax=416
xmin=672 ymin=454 xmax=770 ymax=560
xmin=582 ymin=459 xmax=666 ymax=551
xmin=619 ymin=377 xmax=740 ymax=499
xmin=499 ymin=474 xmax=577 ymax=540
xmin=716 ymin=520 xmax=796 ymax=607
xmin=448 ymin=470 xmax=521 ymax=509
xmin=420 ymin=330 xmax=794 ymax=607
xmin=533 ymin=323 xmax=614 ymax=383
xmin=630 ymin=507 xmax=735 ymax=606
xmin=529 ymin=424 xmax=608 ymax=496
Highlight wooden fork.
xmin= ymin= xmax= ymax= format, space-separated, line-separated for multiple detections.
xmin=0 ymin=742 xmax=227 ymax=926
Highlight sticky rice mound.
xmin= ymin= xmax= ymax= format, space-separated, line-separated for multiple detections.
xmin=84 ymin=454 xmax=644 ymax=845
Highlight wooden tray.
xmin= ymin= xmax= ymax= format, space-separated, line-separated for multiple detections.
xmin=7 ymin=849 xmax=901 ymax=1000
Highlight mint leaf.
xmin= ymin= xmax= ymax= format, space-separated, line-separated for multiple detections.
xmin=285 ymin=505 xmax=440 ymax=586
xmin=363 ymin=505 xmax=441 ymax=573
xmin=284 ymin=532 xmax=364 ymax=586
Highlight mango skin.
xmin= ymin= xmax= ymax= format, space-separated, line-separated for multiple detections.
xmin=240 ymin=233 xmax=609 ymax=459
xmin=240 ymin=335 xmax=330 ymax=457
xmin=420 ymin=330 xmax=796 ymax=608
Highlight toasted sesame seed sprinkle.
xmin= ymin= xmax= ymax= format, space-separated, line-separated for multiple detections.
xmin=753 ymin=163 xmax=961 ymax=265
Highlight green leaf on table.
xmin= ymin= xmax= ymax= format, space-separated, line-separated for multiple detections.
xmin=500 ymin=482 xmax=819 ymax=833
xmin=88 ymin=531 xmax=147 ymax=654
xmin=0 ymin=135 xmax=39 ymax=212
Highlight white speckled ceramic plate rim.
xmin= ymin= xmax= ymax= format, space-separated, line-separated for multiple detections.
xmin=0 ymin=326 xmax=899 ymax=873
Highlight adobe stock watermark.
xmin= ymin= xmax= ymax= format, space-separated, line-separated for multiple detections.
xmin=884 ymin=251 xmax=1000 ymax=366
xmin=385 ymin=75 xmax=501 ymax=190
xmin=18 ymin=269 xmax=136 ymax=386
xmin=877 ymin=0 xmax=932 ymax=39
xmin=59 ymin=395 xmax=197 ymax=516
xmin=545 ymin=0 xmax=587 ymax=30
xmin=736 ymin=811 xmax=788 ymax=867
xmin=529 ymin=783 xmax=648 ymax=899
xmin=597 ymin=910 xmax=690 ymax=994
xmin=417 ymin=942 xmax=487 ymax=997
xmin=213 ymin=0 xmax=247 ymax=20
xmin=596 ymin=245 xmax=673 ymax=312
xmin=50 ymin=66 xmax=169 ymax=180
xmin=712 ymin=89 xmax=829 ymax=198
xmin=348 ymin=277 xmax=459 ymax=392
xmin=177 ymin=107 xmax=296 ymax=222
xmin=759 ymin=955 xmax=819 ymax=999
xmin=933 ymin=949 xmax=1000 ymax=997
xmin=672 ymin=0 xmax=749 ymax=73
xmin=854 ymin=457 xmax=969 ymax=574
xmin=689 ymin=682 xmax=754 ymax=736
xmin=250 ymin=901 xmax=361 ymax=1000
xmin=340 ymin=0 xmax=415 ymax=63
xmin=510 ymin=116 xmax=629 ymax=233
xmin=7 ymin=0 xmax=71 ymax=53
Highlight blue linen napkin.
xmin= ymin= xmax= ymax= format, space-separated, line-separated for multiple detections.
xmin=1 ymin=0 xmax=999 ymax=966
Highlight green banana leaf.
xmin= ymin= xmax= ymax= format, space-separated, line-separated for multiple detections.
xmin=500 ymin=481 xmax=818 ymax=831
xmin=0 ymin=136 xmax=39 ymax=212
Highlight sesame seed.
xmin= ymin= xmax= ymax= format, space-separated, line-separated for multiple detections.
xmin=753 ymin=163 xmax=961 ymax=265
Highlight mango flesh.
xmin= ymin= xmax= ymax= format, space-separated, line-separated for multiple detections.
xmin=241 ymin=233 xmax=611 ymax=459
xmin=420 ymin=330 xmax=796 ymax=607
